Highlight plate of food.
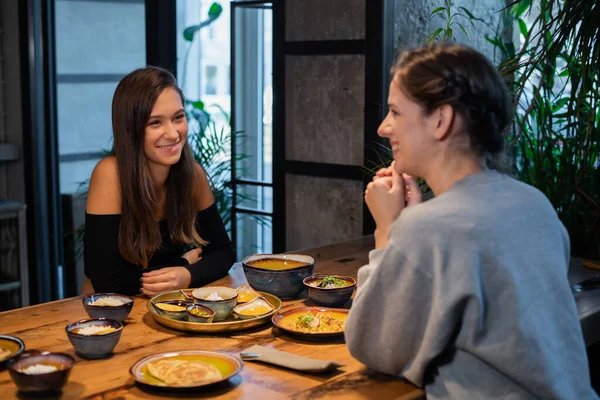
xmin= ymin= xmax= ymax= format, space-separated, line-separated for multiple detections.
xmin=147 ymin=288 xmax=281 ymax=333
xmin=271 ymin=307 xmax=348 ymax=337
xmin=0 ymin=335 xmax=25 ymax=367
xmin=130 ymin=350 xmax=243 ymax=389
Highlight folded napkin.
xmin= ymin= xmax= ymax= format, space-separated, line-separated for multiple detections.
xmin=240 ymin=345 xmax=345 ymax=373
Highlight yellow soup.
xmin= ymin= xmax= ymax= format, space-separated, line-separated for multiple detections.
xmin=247 ymin=258 xmax=308 ymax=270
xmin=237 ymin=292 xmax=258 ymax=303
xmin=238 ymin=305 xmax=271 ymax=316
xmin=157 ymin=303 xmax=186 ymax=312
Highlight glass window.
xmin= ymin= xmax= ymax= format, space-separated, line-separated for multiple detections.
xmin=54 ymin=0 xmax=146 ymax=194
xmin=205 ymin=65 xmax=218 ymax=95
xmin=178 ymin=1 xmax=274 ymax=257
xmin=232 ymin=2 xmax=273 ymax=258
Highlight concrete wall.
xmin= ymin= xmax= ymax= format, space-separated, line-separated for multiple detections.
xmin=393 ymin=0 xmax=506 ymax=63
xmin=285 ymin=55 xmax=365 ymax=166
xmin=284 ymin=0 xmax=366 ymax=251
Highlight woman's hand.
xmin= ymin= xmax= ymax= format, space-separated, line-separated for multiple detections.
xmin=181 ymin=247 xmax=202 ymax=264
xmin=366 ymin=167 xmax=406 ymax=245
xmin=366 ymin=163 xmax=423 ymax=248
xmin=373 ymin=163 xmax=422 ymax=206
xmin=140 ymin=267 xmax=192 ymax=297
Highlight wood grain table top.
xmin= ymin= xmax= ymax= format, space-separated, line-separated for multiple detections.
xmin=0 ymin=236 xmax=424 ymax=399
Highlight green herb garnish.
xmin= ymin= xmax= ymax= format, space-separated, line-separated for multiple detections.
xmin=317 ymin=275 xmax=350 ymax=288
xmin=296 ymin=315 xmax=314 ymax=328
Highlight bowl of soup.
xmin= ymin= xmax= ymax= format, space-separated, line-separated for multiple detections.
xmin=303 ymin=275 xmax=356 ymax=306
xmin=241 ymin=254 xmax=315 ymax=299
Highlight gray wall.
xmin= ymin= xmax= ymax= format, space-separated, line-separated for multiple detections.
xmin=393 ymin=0 xmax=506 ymax=63
xmin=284 ymin=0 xmax=366 ymax=251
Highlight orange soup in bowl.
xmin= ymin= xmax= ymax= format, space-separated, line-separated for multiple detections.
xmin=246 ymin=258 xmax=308 ymax=270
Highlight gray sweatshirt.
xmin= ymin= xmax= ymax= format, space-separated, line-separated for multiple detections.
xmin=345 ymin=170 xmax=597 ymax=399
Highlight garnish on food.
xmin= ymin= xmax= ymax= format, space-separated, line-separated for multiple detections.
xmin=316 ymin=275 xmax=351 ymax=288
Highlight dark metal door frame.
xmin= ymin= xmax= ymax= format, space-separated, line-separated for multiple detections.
xmin=19 ymin=0 xmax=62 ymax=303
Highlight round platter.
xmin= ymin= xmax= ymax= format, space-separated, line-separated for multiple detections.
xmin=130 ymin=350 xmax=243 ymax=389
xmin=271 ymin=306 xmax=348 ymax=337
xmin=147 ymin=290 xmax=281 ymax=333
xmin=0 ymin=334 xmax=25 ymax=368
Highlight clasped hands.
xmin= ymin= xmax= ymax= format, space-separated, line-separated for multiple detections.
xmin=140 ymin=247 xmax=202 ymax=297
xmin=365 ymin=162 xmax=422 ymax=248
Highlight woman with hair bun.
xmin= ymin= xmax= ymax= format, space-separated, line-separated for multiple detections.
xmin=345 ymin=43 xmax=596 ymax=399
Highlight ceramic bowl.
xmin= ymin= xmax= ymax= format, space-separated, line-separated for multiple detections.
xmin=82 ymin=293 xmax=134 ymax=322
xmin=0 ymin=334 xmax=25 ymax=368
xmin=65 ymin=318 xmax=123 ymax=359
xmin=191 ymin=287 xmax=238 ymax=321
xmin=150 ymin=300 xmax=191 ymax=321
xmin=186 ymin=303 xmax=216 ymax=323
xmin=232 ymin=296 xmax=274 ymax=320
xmin=8 ymin=351 xmax=74 ymax=393
xmin=303 ymin=275 xmax=356 ymax=306
xmin=242 ymin=254 xmax=315 ymax=299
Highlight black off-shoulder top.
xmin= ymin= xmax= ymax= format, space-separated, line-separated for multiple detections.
xmin=83 ymin=203 xmax=235 ymax=296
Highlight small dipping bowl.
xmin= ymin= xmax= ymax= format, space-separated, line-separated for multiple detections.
xmin=233 ymin=296 xmax=274 ymax=320
xmin=8 ymin=351 xmax=74 ymax=393
xmin=82 ymin=293 xmax=134 ymax=322
xmin=186 ymin=303 xmax=215 ymax=323
xmin=151 ymin=300 xmax=191 ymax=321
xmin=191 ymin=287 xmax=238 ymax=321
xmin=303 ymin=275 xmax=356 ymax=307
xmin=65 ymin=318 xmax=123 ymax=359
xmin=242 ymin=254 xmax=315 ymax=299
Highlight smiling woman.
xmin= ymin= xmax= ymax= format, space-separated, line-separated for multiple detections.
xmin=82 ymin=66 xmax=234 ymax=297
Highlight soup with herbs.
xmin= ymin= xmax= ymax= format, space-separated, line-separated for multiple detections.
xmin=308 ymin=275 xmax=353 ymax=289
xmin=246 ymin=258 xmax=308 ymax=270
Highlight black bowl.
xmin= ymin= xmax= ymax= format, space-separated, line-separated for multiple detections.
xmin=8 ymin=351 xmax=74 ymax=393
xmin=303 ymin=275 xmax=356 ymax=306
xmin=66 ymin=318 xmax=123 ymax=359
xmin=82 ymin=293 xmax=134 ymax=322
xmin=242 ymin=254 xmax=315 ymax=299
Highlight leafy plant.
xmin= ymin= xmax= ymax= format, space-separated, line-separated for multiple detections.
xmin=186 ymin=104 xmax=242 ymax=230
xmin=487 ymin=0 xmax=600 ymax=258
xmin=425 ymin=0 xmax=483 ymax=43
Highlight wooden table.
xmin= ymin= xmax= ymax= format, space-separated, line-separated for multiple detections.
xmin=0 ymin=236 xmax=424 ymax=399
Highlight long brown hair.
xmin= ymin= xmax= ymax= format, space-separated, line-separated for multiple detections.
xmin=392 ymin=43 xmax=513 ymax=170
xmin=111 ymin=66 xmax=206 ymax=267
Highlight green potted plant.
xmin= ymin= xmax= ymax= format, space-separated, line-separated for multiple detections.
xmin=487 ymin=0 xmax=600 ymax=259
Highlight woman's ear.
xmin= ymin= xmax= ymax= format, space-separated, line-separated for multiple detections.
xmin=433 ymin=104 xmax=455 ymax=141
